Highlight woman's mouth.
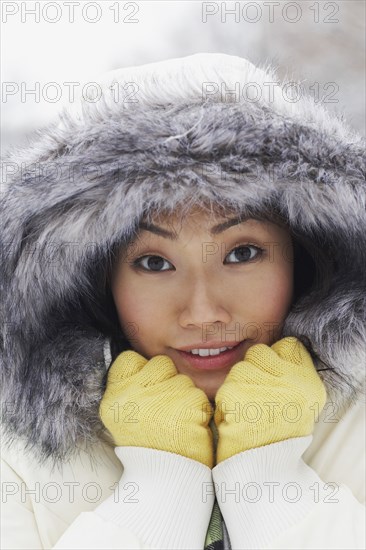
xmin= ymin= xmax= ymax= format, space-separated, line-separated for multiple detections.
xmin=175 ymin=340 xmax=247 ymax=371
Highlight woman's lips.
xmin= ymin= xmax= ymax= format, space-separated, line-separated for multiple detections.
xmin=175 ymin=340 xmax=247 ymax=371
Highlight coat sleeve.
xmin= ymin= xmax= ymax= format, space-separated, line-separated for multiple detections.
xmin=211 ymin=434 xmax=365 ymax=550
xmin=0 ymin=450 xmax=142 ymax=550
xmin=1 ymin=446 xmax=215 ymax=550
xmin=1 ymin=457 xmax=44 ymax=549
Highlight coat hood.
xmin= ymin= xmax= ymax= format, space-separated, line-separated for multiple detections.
xmin=1 ymin=53 xmax=365 ymax=468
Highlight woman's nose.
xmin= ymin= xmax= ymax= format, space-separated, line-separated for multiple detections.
xmin=178 ymin=278 xmax=232 ymax=328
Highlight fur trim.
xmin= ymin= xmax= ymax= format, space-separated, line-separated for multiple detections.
xmin=1 ymin=53 xmax=365 ymax=466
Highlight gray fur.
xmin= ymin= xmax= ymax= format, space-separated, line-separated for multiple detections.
xmin=1 ymin=55 xmax=365 ymax=468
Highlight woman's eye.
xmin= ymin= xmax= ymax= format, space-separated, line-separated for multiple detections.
xmin=224 ymin=245 xmax=263 ymax=264
xmin=133 ymin=246 xmax=263 ymax=272
xmin=134 ymin=255 xmax=173 ymax=272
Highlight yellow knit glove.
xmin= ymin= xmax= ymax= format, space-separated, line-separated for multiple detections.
xmin=99 ymin=350 xmax=214 ymax=468
xmin=214 ymin=336 xmax=327 ymax=464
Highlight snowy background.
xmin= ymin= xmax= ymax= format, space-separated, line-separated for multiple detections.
xmin=1 ymin=0 xmax=365 ymax=152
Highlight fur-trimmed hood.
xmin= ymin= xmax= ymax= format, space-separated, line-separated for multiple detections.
xmin=1 ymin=53 xmax=365 ymax=468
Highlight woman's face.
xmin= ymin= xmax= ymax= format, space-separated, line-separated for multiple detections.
xmin=111 ymin=207 xmax=294 ymax=402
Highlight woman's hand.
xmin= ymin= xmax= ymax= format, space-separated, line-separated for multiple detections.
xmin=99 ymin=351 xmax=215 ymax=468
xmin=214 ymin=336 xmax=327 ymax=464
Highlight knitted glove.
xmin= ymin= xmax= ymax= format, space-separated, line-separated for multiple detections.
xmin=214 ymin=336 xmax=327 ymax=464
xmin=99 ymin=350 xmax=215 ymax=468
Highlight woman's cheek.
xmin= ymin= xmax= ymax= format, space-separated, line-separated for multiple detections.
xmin=243 ymin=267 xmax=293 ymax=334
xmin=116 ymin=285 xmax=168 ymax=354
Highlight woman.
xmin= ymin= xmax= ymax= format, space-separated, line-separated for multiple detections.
xmin=1 ymin=53 xmax=365 ymax=549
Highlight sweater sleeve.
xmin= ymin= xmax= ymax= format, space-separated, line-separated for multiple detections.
xmin=54 ymin=446 xmax=214 ymax=550
xmin=211 ymin=435 xmax=366 ymax=550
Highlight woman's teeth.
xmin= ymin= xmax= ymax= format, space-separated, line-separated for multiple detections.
xmin=189 ymin=346 xmax=235 ymax=357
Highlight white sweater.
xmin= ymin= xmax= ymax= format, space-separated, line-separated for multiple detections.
xmin=1 ymin=397 xmax=365 ymax=550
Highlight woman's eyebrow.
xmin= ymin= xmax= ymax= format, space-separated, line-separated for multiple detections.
xmin=138 ymin=217 xmax=246 ymax=239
